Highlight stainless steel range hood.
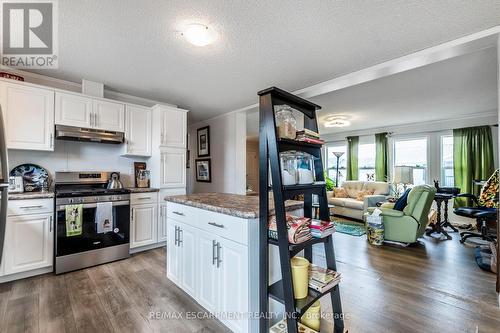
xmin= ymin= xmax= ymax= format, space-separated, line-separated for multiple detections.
xmin=55 ymin=125 xmax=124 ymax=144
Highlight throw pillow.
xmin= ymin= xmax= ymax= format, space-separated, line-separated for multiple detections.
xmin=394 ymin=188 xmax=411 ymax=211
xmin=355 ymin=189 xmax=374 ymax=201
xmin=333 ymin=187 xmax=348 ymax=198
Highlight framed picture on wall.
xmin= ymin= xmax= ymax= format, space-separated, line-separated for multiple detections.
xmin=197 ymin=126 xmax=210 ymax=157
xmin=195 ymin=158 xmax=211 ymax=183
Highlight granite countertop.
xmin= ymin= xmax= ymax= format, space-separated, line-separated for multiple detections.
xmin=127 ymin=187 xmax=160 ymax=193
xmin=8 ymin=191 xmax=55 ymax=200
xmin=165 ymin=193 xmax=304 ymax=219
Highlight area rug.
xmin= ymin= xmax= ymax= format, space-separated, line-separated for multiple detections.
xmin=333 ymin=218 xmax=366 ymax=236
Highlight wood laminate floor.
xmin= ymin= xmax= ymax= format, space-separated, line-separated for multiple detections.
xmin=0 ymin=231 xmax=499 ymax=333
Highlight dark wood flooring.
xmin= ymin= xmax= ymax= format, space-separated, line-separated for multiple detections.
xmin=0 ymin=231 xmax=498 ymax=333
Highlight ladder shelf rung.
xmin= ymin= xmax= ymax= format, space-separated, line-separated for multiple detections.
xmin=268 ymin=236 xmax=331 ymax=256
xmin=268 ymin=280 xmax=339 ymax=317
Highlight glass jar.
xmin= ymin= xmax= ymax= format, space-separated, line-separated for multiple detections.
xmin=296 ymin=152 xmax=316 ymax=184
xmin=275 ymin=105 xmax=297 ymax=139
xmin=280 ymin=151 xmax=298 ymax=185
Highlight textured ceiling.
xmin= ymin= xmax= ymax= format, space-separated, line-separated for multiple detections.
xmin=246 ymin=47 xmax=498 ymax=137
xmin=30 ymin=0 xmax=500 ymax=122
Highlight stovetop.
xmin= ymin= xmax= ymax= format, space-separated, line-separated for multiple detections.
xmin=55 ymin=187 xmax=130 ymax=198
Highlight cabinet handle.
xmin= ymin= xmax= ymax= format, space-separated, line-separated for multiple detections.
xmin=174 ymin=226 xmax=179 ymax=246
xmin=49 ymin=216 xmax=53 ymax=233
xmin=216 ymin=242 xmax=222 ymax=268
xmin=93 ymin=113 xmax=98 ymax=127
xmin=208 ymin=222 xmax=224 ymax=229
xmin=50 ymin=133 xmax=54 ymax=148
xmin=178 ymin=229 xmax=183 ymax=246
xmin=212 ymin=240 xmax=217 ymax=265
xmin=131 ymin=208 xmax=134 ymax=221
xmin=90 ymin=113 xmax=93 ymax=127
xmin=19 ymin=205 xmax=43 ymax=209
xmin=173 ymin=211 xmax=184 ymax=216
xmin=138 ymin=197 xmax=152 ymax=200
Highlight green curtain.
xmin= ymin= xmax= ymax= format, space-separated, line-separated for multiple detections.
xmin=375 ymin=132 xmax=388 ymax=182
xmin=453 ymin=126 xmax=494 ymax=207
xmin=346 ymin=136 xmax=359 ymax=180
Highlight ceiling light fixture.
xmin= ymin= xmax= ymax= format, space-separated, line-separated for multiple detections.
xmin=181 ymin=23 xmax=216 ymax=46
xmin=324 ymin=115 xmax=351 ymax=128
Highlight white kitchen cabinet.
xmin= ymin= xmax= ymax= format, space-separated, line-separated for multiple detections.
xmin=178 ymin=223 xmax=197 ymax=297
xmin=55 ymin=91 xmax=93 ymax=128
xmin=160 ymin=106 xmax=187 ymax=148
xmin=3 ymin=213 xmax=53 ymax=275
xmin=123 ymin=104 xmax=152 ymax=156
xmin=158 ymin=203 xmax=168 ymax=242
xmin=130 ymin=203 xmax=157 ymax=249
xmin=93 ymin=99 xmax=125 ymax=132
xmin=1 ymin=82 xmax=55 ymax=151
xmin=55 ymin=91 xmax=125 ymax=132
xmin=218 ymin=237 xmax=248 ymax=333
xmin=197 ymin=231 xmax=220 ymax=311
xmin=166 ymin=222 xmax=181 ymax=284
xmin=160 ymin=147 xmax=186 ymax=188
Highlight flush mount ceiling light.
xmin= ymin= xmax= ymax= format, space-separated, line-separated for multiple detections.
xmin=181 ymin=23 xmax=217 ymax=46
xmin=324 ymin=115 xmax=351 ymax=128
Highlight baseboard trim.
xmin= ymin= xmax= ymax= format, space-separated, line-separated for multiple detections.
xmin=0 ymin=266 xmax=53 ymax=283
xmin=129 ymin=241 xmax=166 ymax=254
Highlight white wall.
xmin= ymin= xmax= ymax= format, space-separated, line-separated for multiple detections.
xmin=187 ymin=111 xmax=247 ymax=195
xmin=8 ymin=141 xmax=148 ymax=188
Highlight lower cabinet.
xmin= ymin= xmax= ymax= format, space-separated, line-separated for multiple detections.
xmin=167 ymin=212 xmax=249 ymax=333
xmin=130 ymin=203 xmax=157 ymax=249
xmin=3 ymin=213 xmax=53 ymax=275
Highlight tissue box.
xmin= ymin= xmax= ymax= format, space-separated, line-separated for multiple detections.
xmin=365 ymin=215 xmax=382 ymax=225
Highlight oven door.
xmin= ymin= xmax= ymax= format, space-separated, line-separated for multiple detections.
xmin=56 ymin=200 xmax=130 ymax=257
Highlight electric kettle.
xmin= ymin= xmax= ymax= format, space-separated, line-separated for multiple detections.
xmin=107 ymin=172 xmax=124 ymax=189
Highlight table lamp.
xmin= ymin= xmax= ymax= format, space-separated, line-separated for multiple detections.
xmin=393 ymin=166 xmax=414 ymax=191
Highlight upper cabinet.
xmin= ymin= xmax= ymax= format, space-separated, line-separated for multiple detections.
xmin=55 ymin=92 xmax=125 ymax=132
xmin=0 ymin=81 xmax=55 ymax=151
xmin=123 ymin=104 xmax=152 ymax=157
xmin=153 ymin=105 xmax=188 ymax=148
xmin=93 ymin=99 xmax=125 ymax=132
xmin=55 ymin=92 xmax=92 ymax=128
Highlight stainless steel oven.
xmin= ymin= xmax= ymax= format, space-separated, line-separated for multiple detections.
xmin=54 ymin=172 xmax=130 ymax=274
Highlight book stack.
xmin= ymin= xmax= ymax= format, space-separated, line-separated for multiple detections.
xmin=295 ymin=129 xmax=325 ymax=145
xmin=309 ymin=219 xmax=335 ymax=238
xmin=270 ymin=319 xmax=319 ymax=333
xmin=308 ymin=264 xmax=341 ymax=293
xmin=268 ymin=214 xmax=312 ymax=244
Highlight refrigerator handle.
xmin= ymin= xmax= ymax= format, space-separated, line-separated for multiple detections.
xmin=0 ymin=107 xmax=9 ymax=182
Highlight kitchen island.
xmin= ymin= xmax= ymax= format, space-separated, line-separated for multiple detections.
xmin=164 ymin=193 xmax=303 ymax=333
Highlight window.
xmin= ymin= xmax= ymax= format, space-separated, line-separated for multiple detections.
xmin=326 ymin=144 xmax=347 ymax=186
xmin=393 ymin=137 xmax=428 ymax=185
xmin=358 ymin=143 xmax=375 ymax=182
xmin=441 ymin=135 xmax=454 ymax=187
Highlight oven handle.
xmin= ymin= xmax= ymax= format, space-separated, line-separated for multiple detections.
xmin=56 ymin=200 xmax=130 ymax=211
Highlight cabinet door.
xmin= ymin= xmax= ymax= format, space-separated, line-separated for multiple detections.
xmin=179 ymin=223 xmax=197 ymax=298
xmin=124 ymin=105 xmax=151 ymax=156
xmin=3 ymin=214 xmax=53 ymax=275
xmin=158 ymin=204 xmax=168 ymax=242
xmin=160 ymin=148 xmax=186 ymax=188
xmin=218 ymin=238 xmax=248 ymax=333
xmin=130 ymin=204 xmax=157 ymax=249
xmin=161 ymin=108 xmax=187 ymax=148
xmin=2 ymin=82 xmax=55 ymax=151
xmin=55 ymin=92 xmax=92 ymax=128
xmin=93 ymin=99 xmax=125 ymax=132
xmin=197 ymin=231 xmax=219 ymax=312
xmin=166 ymin=222 xmax=181 ymax=284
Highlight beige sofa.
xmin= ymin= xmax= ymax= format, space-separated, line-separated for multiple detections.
xmin=327 ymin=181 xmax=390 ymax=220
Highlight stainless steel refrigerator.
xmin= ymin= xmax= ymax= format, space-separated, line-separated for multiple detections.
xmin=0 ymin=108 xmax=9 ymax=266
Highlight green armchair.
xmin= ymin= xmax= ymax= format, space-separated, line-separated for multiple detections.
xmin=367 ymin=185 xmax=436 ymax=243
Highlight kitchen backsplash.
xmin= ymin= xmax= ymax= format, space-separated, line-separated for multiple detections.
xmin=8 ymin=140 xmax=148 ymax=188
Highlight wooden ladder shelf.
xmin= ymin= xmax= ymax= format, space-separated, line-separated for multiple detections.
xmin=258 ymin=87 xmax=344 ymax=333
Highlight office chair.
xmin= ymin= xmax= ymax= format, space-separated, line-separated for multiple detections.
xmin=454 ymin=170 xmax=498 ymax=244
